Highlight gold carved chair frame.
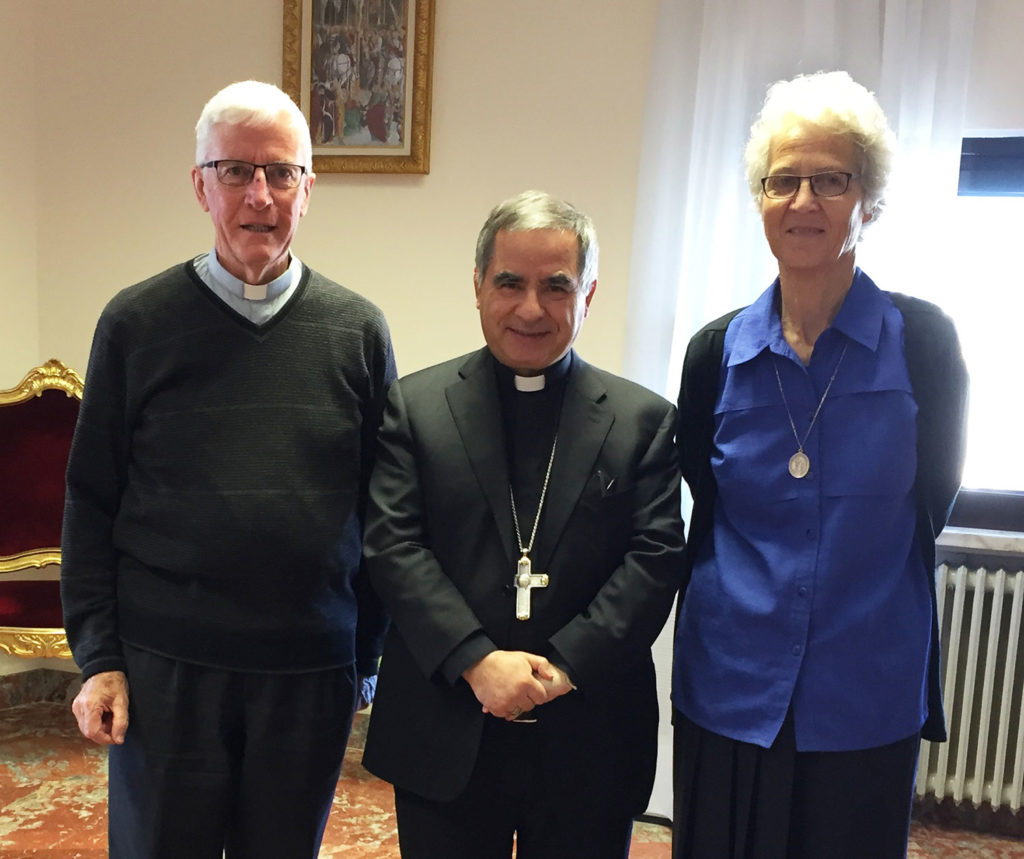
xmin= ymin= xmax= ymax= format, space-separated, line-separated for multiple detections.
xmin=0 ymin=359 xmax=83 ymax=658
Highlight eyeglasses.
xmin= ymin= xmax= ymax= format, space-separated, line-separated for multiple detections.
xmin=200 ymin=160 xmax=307 ymax=190
xmin=760 ymin=171 xmax=857 ymax=199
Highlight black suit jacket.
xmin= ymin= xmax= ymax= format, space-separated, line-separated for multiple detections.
xmin=361 ymin=348 xmax=684 ymax=813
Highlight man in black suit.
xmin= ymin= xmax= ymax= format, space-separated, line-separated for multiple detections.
xmin=362 ymin=190 xmax=684 ymax=858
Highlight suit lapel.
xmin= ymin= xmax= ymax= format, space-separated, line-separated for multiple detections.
xmin=445 ymin=349 xmax=517 ymax=563
xmin=535 ymin=356 xmax=612 ymax=569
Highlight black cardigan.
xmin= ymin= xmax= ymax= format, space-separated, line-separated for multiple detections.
xmin=675 ymin=291 xmax=969 ymax=742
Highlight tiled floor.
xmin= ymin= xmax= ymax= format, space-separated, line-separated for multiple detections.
xmin=0 ymin=696 xmax=1021 ymax=857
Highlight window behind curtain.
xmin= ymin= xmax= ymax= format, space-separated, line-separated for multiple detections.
xmin=945 ymin=136 xmax=1024 ymax=507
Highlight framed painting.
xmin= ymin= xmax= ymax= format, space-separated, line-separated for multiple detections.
xmin=283 ymin=0 xmax=434 ymax=174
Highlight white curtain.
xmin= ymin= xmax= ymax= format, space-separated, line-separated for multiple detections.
xmin=627 ymin=0 xmax=977 ymax=821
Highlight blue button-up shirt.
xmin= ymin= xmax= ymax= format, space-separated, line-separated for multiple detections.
xmin=673 ymin=269 xmax=932 ymax=751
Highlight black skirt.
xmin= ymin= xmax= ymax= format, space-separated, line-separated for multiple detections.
xmin=671 ymin=708 xmax=920 ymax=859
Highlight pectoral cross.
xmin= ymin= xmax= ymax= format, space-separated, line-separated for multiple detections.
xmin=515 ymin=554 xmax=548 ymax=621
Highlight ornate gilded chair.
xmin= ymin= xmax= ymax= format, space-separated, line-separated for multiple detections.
xmin=0 ymin=359 xmax=83 ymax=659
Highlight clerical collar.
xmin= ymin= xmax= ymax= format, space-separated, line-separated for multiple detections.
xmin=514 ymin=374 xmax=546 ymax=392
xmin=492 ymin=350 xmax=573 ymax=393
xmin=203 ymin=249 xmax=301 ymax=302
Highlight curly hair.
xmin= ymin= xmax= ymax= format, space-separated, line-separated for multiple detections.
xmin=744 ymin=71 xmax=896 ymax=221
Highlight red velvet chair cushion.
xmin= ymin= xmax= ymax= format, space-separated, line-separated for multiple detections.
xmin=0 ymin=390 xmax=79 ymax=558
xmin=0 ymin=581 xmax=63 ymax=628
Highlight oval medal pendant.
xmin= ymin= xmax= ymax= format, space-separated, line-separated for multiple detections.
xmin=788 ymin=450 xmax=810 ymax=479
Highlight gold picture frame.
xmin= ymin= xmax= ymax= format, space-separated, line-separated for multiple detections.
xmin=283 ymin=0 xmax=434 ymax=174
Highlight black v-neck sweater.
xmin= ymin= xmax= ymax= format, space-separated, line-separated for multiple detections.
xmin=62 ymin=260 xmax=395 ymax=680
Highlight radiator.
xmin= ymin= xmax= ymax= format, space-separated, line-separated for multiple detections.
xmin=916 ymin=563 xmax=1024 ymax=812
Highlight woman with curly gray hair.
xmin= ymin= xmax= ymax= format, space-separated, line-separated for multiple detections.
xmin=671 ymin=71 xmax=968 ymax=858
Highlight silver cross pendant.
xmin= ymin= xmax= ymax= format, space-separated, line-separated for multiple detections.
xmin=514 ymin=554 xmax=548 ymax=620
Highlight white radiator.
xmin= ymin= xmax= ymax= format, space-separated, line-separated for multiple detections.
xmin=917 ymin=563 xmax=1024 ymax=812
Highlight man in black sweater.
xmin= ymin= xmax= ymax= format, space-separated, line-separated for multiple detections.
xmin=61 ymin=80 xmax=396 ymax=858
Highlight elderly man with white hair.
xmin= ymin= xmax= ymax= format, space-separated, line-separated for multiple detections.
xmin=61 ymin=80 xmax=395 ymax=858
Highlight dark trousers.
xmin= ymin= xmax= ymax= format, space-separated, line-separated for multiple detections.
xmin=672 ymin=708 xmax=920 ymax=859
xmin=108 ymin=644 xmax=358 ymax=859
xmin=394 ymin=717 xmax=634 ymax=859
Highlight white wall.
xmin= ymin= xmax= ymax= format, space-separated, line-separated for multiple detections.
xmin=4 ymin=0 xmax=1022 ymax=381
xmin=0 ymin=654 xmax=76 ymax=676
xmin=0 ymin=0 xmax=39 ymax=371
xmin=965 ymin=0 xmax=1024 ymax=131
xmin=4 ymin=0 xmax=659 ymax=382
xmin=2 ymin=1 xmax=1023 ymax=687
xmin=0 ymin=0 xmax=660 ymax=675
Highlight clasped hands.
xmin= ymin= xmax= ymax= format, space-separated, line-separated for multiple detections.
xmin=462 ymin=650 xmax=576 ymax=721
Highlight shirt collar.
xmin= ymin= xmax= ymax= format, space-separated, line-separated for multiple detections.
xmin=491 ymin=349 xmax=574 ymax=393
xmin=727 ymin=267 xmax=885 ymax=367
xmin=830 ymin=268 xmax=886 ymax=352
xmin=205 ymin=249 xmax=302 ymax=302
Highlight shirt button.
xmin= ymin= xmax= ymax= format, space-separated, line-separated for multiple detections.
xmin=798 ymin=586 xmax=808 ymax=597
xmin=792 ymin=645 xmax=802 ymax=656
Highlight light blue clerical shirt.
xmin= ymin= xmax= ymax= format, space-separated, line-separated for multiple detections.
xmin=193 ymin=250 xmax=303 ymax=325
xmin=673 ymin=269 xmax=932 ymax=752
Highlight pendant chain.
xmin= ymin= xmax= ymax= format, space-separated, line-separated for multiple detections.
xmin=772 ymin=343 xmax=848 ymax=456
xmin=510 ymin=434 xmax=558 ymax=555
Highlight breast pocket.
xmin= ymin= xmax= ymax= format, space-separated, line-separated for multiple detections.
xmin=574 ymin=477 xmax=634 ymax=563
xmin=822 ymin=389 xmax=918 ymax=498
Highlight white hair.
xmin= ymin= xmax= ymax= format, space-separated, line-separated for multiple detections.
xmin=195 ymin=80 xmax=312 ymax=170
xmin=744 ymin=70 xmax=896 ymax=220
